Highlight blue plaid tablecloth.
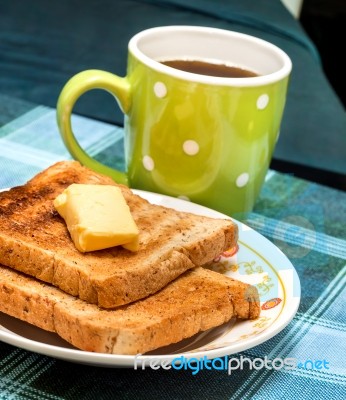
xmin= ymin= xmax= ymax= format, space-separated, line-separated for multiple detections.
xmin=0 ymin=93 xmax=345 ymax=399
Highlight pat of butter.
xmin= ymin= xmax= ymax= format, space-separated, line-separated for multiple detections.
xmin=54 ymin=184 xmax=139 ymax=252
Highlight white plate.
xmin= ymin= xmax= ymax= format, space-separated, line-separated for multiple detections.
xmin=0 ymin=190 xmax=300 ymax=367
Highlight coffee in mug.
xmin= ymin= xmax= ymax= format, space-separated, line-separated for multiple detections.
xmin=160 ymin=59 xmax=259 ymax=78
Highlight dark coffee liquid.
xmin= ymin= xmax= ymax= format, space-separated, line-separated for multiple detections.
xmin=161 ymin=59 xmax=258 ymax=78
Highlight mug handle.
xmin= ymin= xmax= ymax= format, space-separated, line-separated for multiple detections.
xmin=56 ymin=69 xmax=130 ymax=185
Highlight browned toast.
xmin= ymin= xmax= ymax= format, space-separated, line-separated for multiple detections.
xmin=0 ymin=161 xmax=238 ymax=308
xmin=0 ymin=265 xmax=260 ymax=354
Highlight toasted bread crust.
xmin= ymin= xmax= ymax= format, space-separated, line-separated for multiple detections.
xmin=0 ymin=161 xmax=238 ymax=308
xmin=0 ymin=265 xmax=259 ymax=354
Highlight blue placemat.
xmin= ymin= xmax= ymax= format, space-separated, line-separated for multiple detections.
xmin=0 ymin=95 xmax=345 ymax=399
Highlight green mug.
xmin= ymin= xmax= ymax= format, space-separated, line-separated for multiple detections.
xmin=57 ymin=26 xmax=291 ymax=216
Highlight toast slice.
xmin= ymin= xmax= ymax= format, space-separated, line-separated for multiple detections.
xmin=0 ymin=265 xmax=260 ymax=354
xmin=0 ymin=161 xmax=238 ymax=308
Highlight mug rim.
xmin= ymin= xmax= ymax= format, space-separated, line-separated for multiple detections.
xmin=128 ymin=25 xmax=292 ymax=87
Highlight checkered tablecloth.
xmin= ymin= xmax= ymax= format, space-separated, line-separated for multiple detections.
xmin=0 ymin=93 xmax=345 ymax=399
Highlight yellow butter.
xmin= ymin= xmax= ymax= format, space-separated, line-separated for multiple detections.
xmin=54 ymin=184 xmax=139 ymax=252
